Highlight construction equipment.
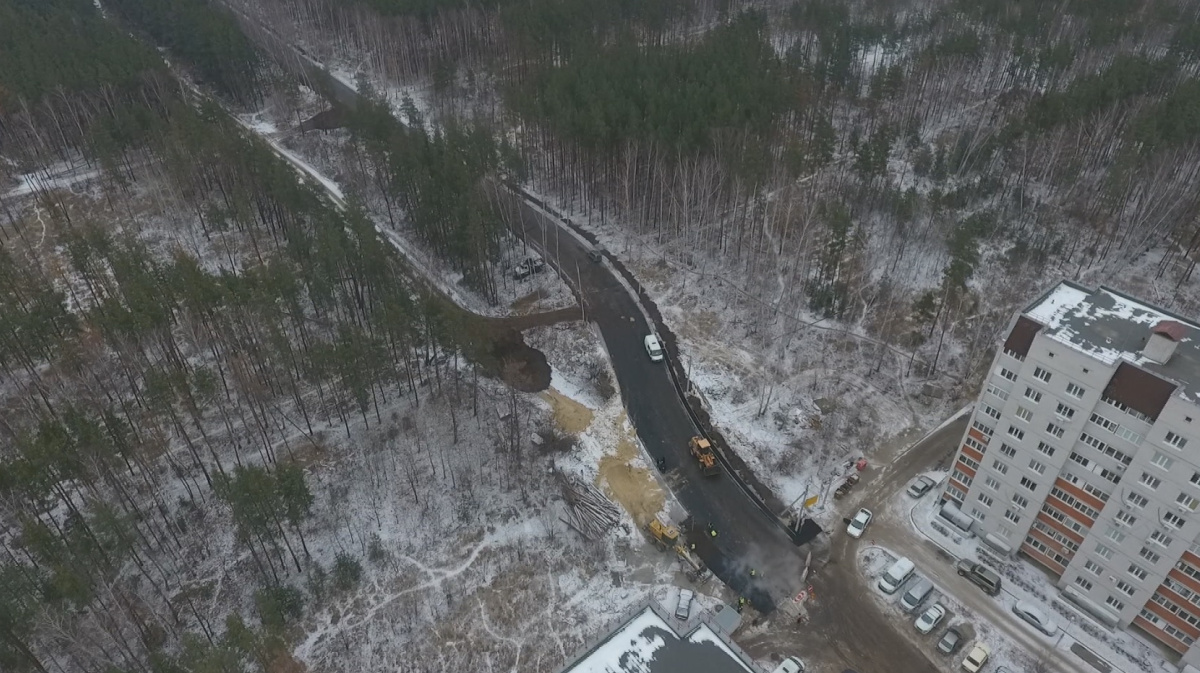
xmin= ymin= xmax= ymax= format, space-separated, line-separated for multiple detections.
xmin=689 ymin=436 xmax=720 ymax=476
xmin=647 ymin=517 xmax=680 ymax=549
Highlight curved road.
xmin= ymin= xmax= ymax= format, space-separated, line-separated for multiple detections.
xmin=233 ymin=33 xmax=952 ymax=672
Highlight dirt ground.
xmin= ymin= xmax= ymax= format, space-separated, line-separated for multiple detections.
xmin=542 ymin=388 xmax=595 ymax=435
xmin=597 ymin=416 xmax=665 ymax=528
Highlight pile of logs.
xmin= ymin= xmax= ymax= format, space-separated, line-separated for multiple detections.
xmin=558 ymin=475 xmax=620 ymax=540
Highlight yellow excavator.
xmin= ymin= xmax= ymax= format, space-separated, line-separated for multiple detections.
xmin=645 ymin=516 xmax=708 ymax=581
xmin=689 ymin=436 xmax=720 ymax=476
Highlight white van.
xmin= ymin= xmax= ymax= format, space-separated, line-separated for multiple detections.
xmin=878 ymin=557 xmax=916 ymax=594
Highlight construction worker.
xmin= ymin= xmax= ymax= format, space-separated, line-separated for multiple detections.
xmin=707 ymin=522 xmax=717 ymax=538
xmin=690 ymin=543 xmax=696 ymax=550
xmin=736 ymin=597 xmax=746 ymax=612
xmin=749 ymin=568 xmax=757 ymax=577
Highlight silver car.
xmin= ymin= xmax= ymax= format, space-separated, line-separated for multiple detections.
xmin=1012 ymin=600 xmax=1058 ymax=636
xmin=907 ymin=475 xmax=936 ymax=498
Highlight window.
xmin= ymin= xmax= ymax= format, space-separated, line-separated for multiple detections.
xmin=972 ymin=420 xmax=994 ymax=437
xmin=1000 ymin=443 xmax=1017 ymax=458
xmin=1191 ymin=472 xmax=1200 ymax=487
xmin=1041 ymin=503 xmax=1087 ymax=534
xmin=1020 ymin=476 xmax=1038 ymax=492
xmin=1025 ymin=387 xmax=1043 ymax=403
xmin=1034 ymin=366 xmax=1052 ymax=382
xmin=1080 ymin=433 xmax=1133 ymax=465
xmin=1166 ymin=431 xmax=1189 ymax=450
xmin=1084 ymin=559 xmax=1103 ymax=575
xmin=982 ymin=403 xmax=1002 ymax=421
xmin=1046 ymin=423 xmax=1066 ymax=439
xmin=992 ymin=459 xmax=1009 ymax=475
xmin=1070 ymin=452 xmax=1090 ymax=468
xmin=1107 ymin=527 xmax=1127 ymax=543
xmin=1015 ymin=406 xmax=1033 ymax=422
xmin=1028 ymin=459 xmax=1046 ymax=475
xmin=1100 ymin=468 xmax=1122 ymax=485
xmin=1075 ymin=575 xmax=1094 ymax=591
xmin=1105 ymin=397 xmax=1152 ymax=423
xmin=1004 ymin=509 xmax=1020 ymax=523
xmin=1115 ymin=510 xmax=1137 ymax=527
xmin=1177 ymin=493 xmax=1200 ymax=512
xmin=1164 ymin=511 xmax=1186 ymax=529
xmin=1050 ymin=487 xmax=1101 ymax=519
xmin=970 ymin=507 xmax=987 ymax=521
xmin=1140 ymin=547 xmax=1162 ymax=565
xmin=1150 ymin=530 xmax=1174 ymax=548
xmin=1117 ymin=580 xmax=1137 ymax=596
xmin=999 ymin=367 xmax=1018 ymax=382
xmin=958 ymin=454 xmax=980 ymax=470
xmin=986 ymin=384 xmax=1010 ymax=401
xmin=1056 ymin=402 xmax=1076 ymax=420
xmin=1008 ymin=426 xmax=1026 ymax=441
xmin=1106 ymin=596 xmax=1126 ymax=611
xmin=1126 ymin=492 xmax=1149 ymax=509
xmin=1141 ymin=608 xmax=1161 ymax=626
xmin=951 ymin=469 xmax=973 ymax=487
xmin=1117 ymin=426 xmax=1143 ymax=445
xmin=1096 ymin=543 xmax=1115 ymax=560
xmin=977 ymin=493 xmax=994 ymax=507
xmin=997 ymin=524 xmax=1014 ymax=538
xmin=1037 ymin=441 xmax=1056 ymax=457
xmin=1151 ymin=452 xmax=1174 ymax=470
xmin=1140 ymin=473 xmax=1162 ymax=490
xmin=984 ymin=476 xmax=1001 ymax=490
xmin=965 ymin=436 xmax=988 ymax=453
xmin=1012 ymin=493 xmax=1029 ymax=509
xmin=1091 ymin=413 xmax=1119 ymax=432
xmin=1067 ymin=382 xmax=1085 ymax=398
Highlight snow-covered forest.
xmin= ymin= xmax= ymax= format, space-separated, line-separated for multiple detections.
xmin=6 ymin=0 xmax=1200 ymax=671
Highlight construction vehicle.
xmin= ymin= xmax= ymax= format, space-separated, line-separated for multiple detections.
xmin=689 ymin=436 xmax=720 ymax=476
xmin=647 ymin=517 xmax=680 ymax=549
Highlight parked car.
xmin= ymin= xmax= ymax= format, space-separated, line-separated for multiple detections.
xmin=587 ymin=246 xmax=606 ymax=262
xmin=675 ymin=589 xmax=693 ymax=620
xmin=962 ymin=644 xmax=990 ymax=672
xmin=907 ymin=475 xmax=936 ymax=498
xmin=770 ymin=656 xmax=805 ymax=673
xmin=915 ymin=604 xmax=946 ymax=634
xmin=846 ymin=508 xmax=873 ymax=538
xmin=1012 ymin=601 xmax=1058 ymax=636
xmin=937 ymin=627 xmax=963 ymax=655
xmin=956 ymin=559 xmax=1002 ymax=596
xmin=512 ymin=261 xmax=533 ymax=280
xmin=900 ymin=577 xmax=934 ymax=612
xmin=644 ymin=334 xmax=664 ymax=362
xmin=527 ymin=257 xmax=546 ymax=273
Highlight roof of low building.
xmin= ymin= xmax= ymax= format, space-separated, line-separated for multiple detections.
xmin=1022 ymin=281 xmax=1200 ymax=404
xmin=559 ymin=602 xmax=759 ymax=673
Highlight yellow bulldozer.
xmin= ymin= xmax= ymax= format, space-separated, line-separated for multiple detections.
xmin=645 ymin=517 xmax=708 ymax=581
xmin=689 ymin=436 xmax=720 ymax=476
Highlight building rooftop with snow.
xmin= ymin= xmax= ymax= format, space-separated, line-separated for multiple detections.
xmin=556 ymin=600 xmax=760 ymax=673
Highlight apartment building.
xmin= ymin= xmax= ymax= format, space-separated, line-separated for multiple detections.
xmin=943 ymin=281 xmax=1200 ymax=664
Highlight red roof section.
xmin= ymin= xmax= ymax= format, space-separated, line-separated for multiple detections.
xmin=1153 ymin=320 xmax=1187 ymax=342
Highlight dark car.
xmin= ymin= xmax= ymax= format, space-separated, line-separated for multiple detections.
xmin=527 ymin=257 xmax=546 ymax=273
xmin=937 ymin=627 xmax=963 ymax=655
xmin=512 ymin=262 xmax=533 ymax=280
xmin=587 ymin=246 xmax=605 ymax=262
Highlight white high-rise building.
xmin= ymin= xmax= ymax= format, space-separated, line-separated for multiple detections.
xmin=945 ymin=281 xmax=1200 ymax=664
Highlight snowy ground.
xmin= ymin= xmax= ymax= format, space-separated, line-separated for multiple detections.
xmin=894 ymin=477 xmax=1170 ymax=673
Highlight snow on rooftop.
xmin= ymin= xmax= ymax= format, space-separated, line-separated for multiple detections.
xmin=566 ymin=608 xmax=671 ymax=673
xmin=562 ymin=606 xmax=757 ymax=673
xmin=1023 ymin=283 xmax=1091 ymax=328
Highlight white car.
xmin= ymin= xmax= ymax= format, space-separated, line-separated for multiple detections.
xmin=770 ymin=656 xmax=805 ymax=673
xmin=962 ymin=644 xmax=990 ymax=673
xmin=915 ymin=603 xmax=946 ymax=634
xmin=846 ymin=508 xmax=872 ymax=538
xmin=1012 ymin=600 xmax=1058 ymax=636
xmin=644 ymin=334 xmax=664 ymax=362
xmin=675 ymin=589 xmax=693 ymax=620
